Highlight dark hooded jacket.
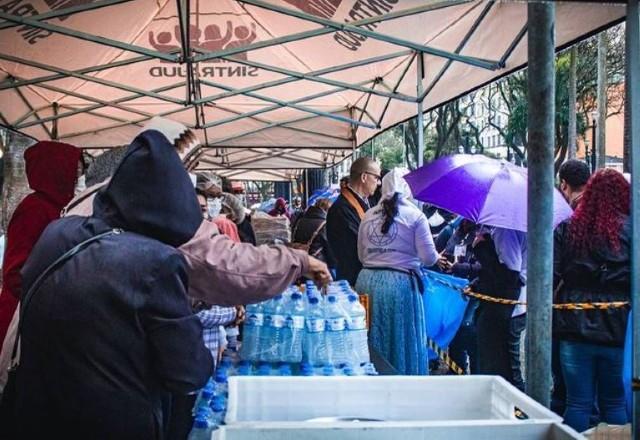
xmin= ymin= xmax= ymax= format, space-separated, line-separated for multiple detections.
xmin=0 ymin=141 xmax=81 ymax=346
xmin=12 ymin=130 xmax=212 ymax=439
xmin=292 ymin=205 xmax=336 ymax=268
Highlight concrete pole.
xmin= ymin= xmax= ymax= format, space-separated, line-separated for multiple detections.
xmin=596 ymin=32 xmax=607 ymax=169
xmin=417 ymin=53 xmax=425 ymax=167
xmin=567 ymin=46 xmax=577 ymax=159
xmin=625 ymin=0 xmax=640 ymax=436
xmin=525 ymin=1 xmax=555 ymax=408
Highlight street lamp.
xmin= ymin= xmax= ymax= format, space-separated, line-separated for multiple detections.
xmin=590 ymin=110 xmax=598 ymax=172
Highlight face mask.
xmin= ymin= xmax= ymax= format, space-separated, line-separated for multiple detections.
xmin=207 ymin=197 xmax=221 ymax=219
xmin=74 ymin=175 xmax=86 ymax=195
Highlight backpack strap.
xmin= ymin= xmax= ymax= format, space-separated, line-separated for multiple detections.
xmin=10 ymin=228 xmax=122 ymax=371
xmin=306 ymin=220 xmax=327 ymax=246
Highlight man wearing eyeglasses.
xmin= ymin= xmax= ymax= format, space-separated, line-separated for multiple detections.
xmin=327 ymin=156 xmax=381 ymax=285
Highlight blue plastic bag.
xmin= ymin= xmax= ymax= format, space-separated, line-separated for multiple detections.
xmin=421 ymin=270 xmax=469 ymax=360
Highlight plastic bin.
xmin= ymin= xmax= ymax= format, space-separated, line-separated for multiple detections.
xmin=213 ymin=420 xmax=584 ymax=440
xmin=225 ymin=375 xmax=561 ymax=424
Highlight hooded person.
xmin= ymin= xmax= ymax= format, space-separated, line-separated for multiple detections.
xmin=0 ymin=141 xmax=82 ymax=388
xmin=268 ymin=197 xmax=290 ymax=219
xmin=62 ymin=128 xmax=330 ymax=306
xmin=7 ymin=129 xmax=213 ymax=439
xmin=355 ymin=168 xmax=439 ymax=375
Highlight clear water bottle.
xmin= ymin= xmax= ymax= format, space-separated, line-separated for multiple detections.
xmin=324 ymin=295 xmax=349 ymax=366
xmin=345 ymin=294 xmax=370 ymax=365
xmin=278 ymin=363 xmax=293 ymax=376
xmin=188 ymin=416 xmax=212 ymax=440
xmin=257 ymin=362 xmax=271 ymax=376
xmin=214 ymin=370 xmax=228 ymax=401
xmin=263 ymin=295 xmax=285 ymax=362
xmin=240 ymin=302 xmax=264 ymax=361
xmin=303 ymin=296 xmax=327 ymax=366
xmin=209 ymin=395 xmax=226 ymax=429
xmin=192 ymin=385 xmax=214 ymax=416
xmin=282 ymin=292 xmax=305 ymax=362
xmin=322 ymin=363 xmax=335 ymax=376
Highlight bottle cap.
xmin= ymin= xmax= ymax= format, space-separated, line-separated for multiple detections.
xmin=327 ymin=295 xmax=337 ymax=303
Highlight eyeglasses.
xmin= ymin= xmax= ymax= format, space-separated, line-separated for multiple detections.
xmin=363 ymin=171 xmax=382 ymax=182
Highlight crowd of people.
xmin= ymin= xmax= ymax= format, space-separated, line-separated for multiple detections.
xmin=0 ymin=114 xmax=632 ymax=436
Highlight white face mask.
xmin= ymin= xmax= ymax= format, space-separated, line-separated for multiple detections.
xmin=207 ymin=197 xmax=222 ymax=219
xmin=74 ymin=175 xmax=86 ymax=195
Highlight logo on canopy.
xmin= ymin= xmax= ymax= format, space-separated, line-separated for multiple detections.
xmin=147 ymin=16 xmax=260 ymax=78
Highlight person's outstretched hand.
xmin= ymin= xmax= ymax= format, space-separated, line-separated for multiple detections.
xmin=304 ymin=256 xmax=332 ymax=287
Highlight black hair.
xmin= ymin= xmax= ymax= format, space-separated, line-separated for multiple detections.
xmin=558 ymin=159 xmax=590 ymax=188
xmin=381 ymin=192 xmax=400 ymax=234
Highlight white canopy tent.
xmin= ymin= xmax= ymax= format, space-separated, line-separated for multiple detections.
xmin=0 ymin=0 xmax=626 ymax=180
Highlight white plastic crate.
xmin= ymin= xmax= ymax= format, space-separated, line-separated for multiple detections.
xmin=225 ymin=375 xmax=561 ymax=424
xmin=213 ymin=420 xmax=584 ymax=440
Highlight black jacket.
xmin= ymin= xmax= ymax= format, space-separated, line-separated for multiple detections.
xmin=14 ymin=130 xmax=212 ymax=439
xmin=553 ymin=217 xmax=631 ymax=347
xmin=292 ymin=206 xmax=336 ymax=268
xmin=326 ymin=188 xmax=368 ymax=285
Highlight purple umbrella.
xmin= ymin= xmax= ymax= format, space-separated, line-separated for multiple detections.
xmin=404 ymin=154 xmax=573 ymax=232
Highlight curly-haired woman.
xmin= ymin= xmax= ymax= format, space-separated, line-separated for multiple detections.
xmin=553 ymin=168 xmax=630 ymax=432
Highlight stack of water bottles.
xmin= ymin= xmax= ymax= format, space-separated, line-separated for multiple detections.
xmin=239 ymin=280 xmax=374 ymax=374
xmin=188 ymin=371 xmax=228 ymax=439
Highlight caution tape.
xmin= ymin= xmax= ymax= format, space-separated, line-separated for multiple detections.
xmin=427 ymin=336 xmax=465 ymax=375
xmin=425 ymin=274 xmax=630 ymax=311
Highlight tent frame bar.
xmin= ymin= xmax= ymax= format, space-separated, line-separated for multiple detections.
xmin=420 ymin=0 xmax=495 ymax=101
xmin=194 ymin=49 xmax=412 ymax=106
xmin=0 ymin=55 xmax=155 ymax=91
xmin=0 ymin=53 xmax=184 ymax=105
xmin=216 ymin=55 xmax=417 ymax=103
xmin=0 ymin=11 xmax=176 ymax=62
xmin=199 ymin=78 xmax=373 ymax=130
xmin=13 ymin=82 xmax=52 ymax=138
xmin=378 ymin=52 xmax=416 ymax=127
xmin=206 ymin=101 xmax=352 ymax=142
xmin=199 ymin=79 xmax=374 ymax=129
xmin=193 ymin=0 xmax=471 ymax=63
xmin=14 ymin=82 xmax=184 ymax=130
xmin=237 ymin=0 xmax=501 ymax=70
xmin=0 ymin=0 xmax=135 ymax=31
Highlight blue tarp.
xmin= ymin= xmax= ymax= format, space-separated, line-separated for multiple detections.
xmin=421 ymin=270 xmax=469 ymax=360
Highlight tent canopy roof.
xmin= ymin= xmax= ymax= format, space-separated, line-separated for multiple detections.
xmin=0 ymin=0 xmax=626 ymax=180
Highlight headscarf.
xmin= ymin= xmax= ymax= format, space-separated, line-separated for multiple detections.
xmin=379 ymin=167 xmax=412 ymax=203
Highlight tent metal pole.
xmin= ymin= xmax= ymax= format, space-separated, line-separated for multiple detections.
xmin=0 ymin=0 xmax=134 ymax=31
xmin=52 ymin=102 xmax=59 ymax=140
xmin=0 ymin=55 xmax=155 ymax=91
xmin=13 ymin=85 xmax=52 ymax=139
xmin=218 ymin=57 xmax=416 ymax=103
xmin=194 ymin=50 xmax=412 ymax=105
xmin=200 ymin=80 xmax=376 ymax=129
xmin=16 ymin=82 xmax=183 ymax=129
xmin=416 ymin=53 xmax=425 ymax=168
xmin=0 ymin=12 xmax=176 ymax=62
xmin=626 ymin=0 xmax=640 ymax=435
xmin=0 ymin=53 xmax=184 ymax=105
xmin=237 ymin=0 xmax=499 ymax=70
xmin=176 ymin=0 xmax=193 ymax=105
xmin=378 ymin=52 xmax=417 ymax=127
xmin=526 ymin=1 xmax=555 ymax=408
xmin=194 ymin=0 xmax=470 ymax=63
xmin=420 ymin=0 xmax=495 ymax=101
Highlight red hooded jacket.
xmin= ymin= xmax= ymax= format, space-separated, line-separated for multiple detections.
xmin=0 ymin=141 xmax=81 ymax=344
